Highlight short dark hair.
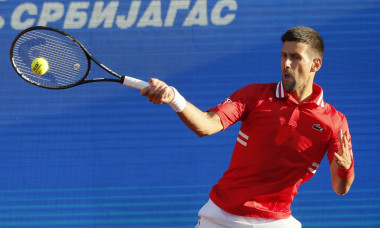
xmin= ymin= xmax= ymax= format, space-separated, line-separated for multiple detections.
xmin=281 ymin=26 xmax=324 ymax=58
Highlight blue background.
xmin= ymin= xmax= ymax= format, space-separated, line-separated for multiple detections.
xmin=0 ymin=0 xmax=379 ymax=227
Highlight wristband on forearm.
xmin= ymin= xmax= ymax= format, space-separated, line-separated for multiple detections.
xmin=168 ymin=86 xmax=187 ymax=112
xmin=337 ymin=158 xmax=354 ymax=179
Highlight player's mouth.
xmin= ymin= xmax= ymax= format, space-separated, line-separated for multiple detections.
xmin=283 ymin=72 xmax=293 ymax=81
xmin=283 ymin=68 xmax=295 ymax=79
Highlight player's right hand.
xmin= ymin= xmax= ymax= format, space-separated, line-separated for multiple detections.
xmin=140 ymin=78 xmax=174 ymax=104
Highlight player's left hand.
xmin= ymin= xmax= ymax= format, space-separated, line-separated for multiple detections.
xmin=334 ymin=129 xmax=352 ymax=170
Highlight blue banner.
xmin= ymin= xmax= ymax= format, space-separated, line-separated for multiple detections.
xmin=0 ymin=0 xmax=379 ymax=227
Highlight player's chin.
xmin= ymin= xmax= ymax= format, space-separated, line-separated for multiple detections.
xmin=282 ymin=79 xmax=295 ymax=93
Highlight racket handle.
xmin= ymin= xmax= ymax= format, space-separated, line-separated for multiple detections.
xmin=122 ymin=76 xmax=149 ymax=90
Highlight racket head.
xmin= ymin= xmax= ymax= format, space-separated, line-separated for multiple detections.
xmin=10 ymin=26 xmax=91 ymax=89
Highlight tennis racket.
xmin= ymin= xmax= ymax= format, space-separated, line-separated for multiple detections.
xmin=10 ymin=26 xmax=149 ymax=90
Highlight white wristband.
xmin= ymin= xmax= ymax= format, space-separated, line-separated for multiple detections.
xmin=169 ymin=86 xmax=187 ymax=112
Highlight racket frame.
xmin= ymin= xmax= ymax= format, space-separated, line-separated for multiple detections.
xmin=10 ymin=26 xmax=131 ymax=89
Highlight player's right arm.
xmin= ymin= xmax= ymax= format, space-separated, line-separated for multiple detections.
xmin=177 ymin=103 xmax=223 ymax=137
xmin=140 ymin=78 xmax=223 ymax=137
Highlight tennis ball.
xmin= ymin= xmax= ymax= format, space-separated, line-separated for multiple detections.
xmin=31 ymin=57 xmax=49 ymax=75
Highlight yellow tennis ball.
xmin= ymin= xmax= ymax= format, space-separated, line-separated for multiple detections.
xmin=31 ymin=57 xmax=49 ymax=75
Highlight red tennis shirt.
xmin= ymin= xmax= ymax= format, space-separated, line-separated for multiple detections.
xmin=207 ymin=82 xmax=353 ymax=219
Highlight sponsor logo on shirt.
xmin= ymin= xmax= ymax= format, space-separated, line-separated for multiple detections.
xmin=217 ymin=97 xmax=232 ymax=106
xmin=312 ymin=124 xmax=323 ymax=132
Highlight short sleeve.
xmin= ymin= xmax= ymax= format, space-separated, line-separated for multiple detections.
xmin=207 ymin=84 xmax=259 ymax=130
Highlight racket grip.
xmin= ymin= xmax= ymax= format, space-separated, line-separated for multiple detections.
xmin=122 ymin=76 xmax=149 ymax=90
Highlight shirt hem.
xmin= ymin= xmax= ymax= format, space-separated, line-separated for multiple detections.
xmin=209 ymin=194 xmax=292 ymax=220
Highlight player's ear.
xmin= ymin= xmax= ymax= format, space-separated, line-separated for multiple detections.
xmin=311 ymin=58 xmax=322 ymax=72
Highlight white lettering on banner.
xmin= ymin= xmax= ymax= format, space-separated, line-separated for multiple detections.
xmin=164 ymin=0 xmax=191 ymax=27
xmin=64 ymin=2 xmax=90 ymax=29
xmin=211 ymin=0 xmax=237 ymax=25
xmin=116 ymin=1 xmax=141 ymax=29
xmin=183 ymin=0 xmax=208 ymax=26
xmin=0 ymin=16 xmax=4 ymax=29
xmin=137 ymin=0 xmax=163 ymax=27
xmin=11 ymin=3 xmax=37 ymax=29
xmin=38 ymin=3 xmax=65 ymax=26
xmin=7 ymin=0 xmax=237 ymax=30
xmin=89 ymin=1 xmax=119 ymax=28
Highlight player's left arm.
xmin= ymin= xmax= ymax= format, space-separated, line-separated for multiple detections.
xmin=330 ymin=129 xmax=355 ymax=196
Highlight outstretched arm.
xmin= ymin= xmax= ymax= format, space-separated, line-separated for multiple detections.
xmin=140 ymin=78 xmax=223 ymax=137
xmin=330 ymin=130 xmax=355 ymax=196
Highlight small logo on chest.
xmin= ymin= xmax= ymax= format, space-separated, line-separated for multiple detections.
xmin=312 ymin=124 xmax=323 ymax=132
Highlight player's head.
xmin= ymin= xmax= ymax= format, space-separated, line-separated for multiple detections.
xmin=281 ymin=26 xmax=324 ymax=59
xmin=280 ymin=26 xmax=324 ymax=96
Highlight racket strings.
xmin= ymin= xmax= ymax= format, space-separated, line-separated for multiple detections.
xmin=12 ymin=29 xmax=89 ymax=88
xmin=13 ymin=36 xmax=75 ymax=86
xmin=29 ymin=32 xmax=84 ymax=85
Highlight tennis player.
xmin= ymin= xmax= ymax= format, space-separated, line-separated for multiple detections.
xmin=141 ymin=26 xmax=355 ymax=227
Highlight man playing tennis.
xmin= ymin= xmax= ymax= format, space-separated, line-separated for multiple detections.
xmin=141 ymin=26 xmax=355 ymax=227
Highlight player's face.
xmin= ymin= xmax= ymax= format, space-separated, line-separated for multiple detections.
xmin=281 ymin=41 xmax=315 ymax=94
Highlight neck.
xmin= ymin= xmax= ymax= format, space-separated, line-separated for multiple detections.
xmin=291 ymin=88 xmax=312 ymax=103
xmin=292 ymin=78 xmax=314 ymax=103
